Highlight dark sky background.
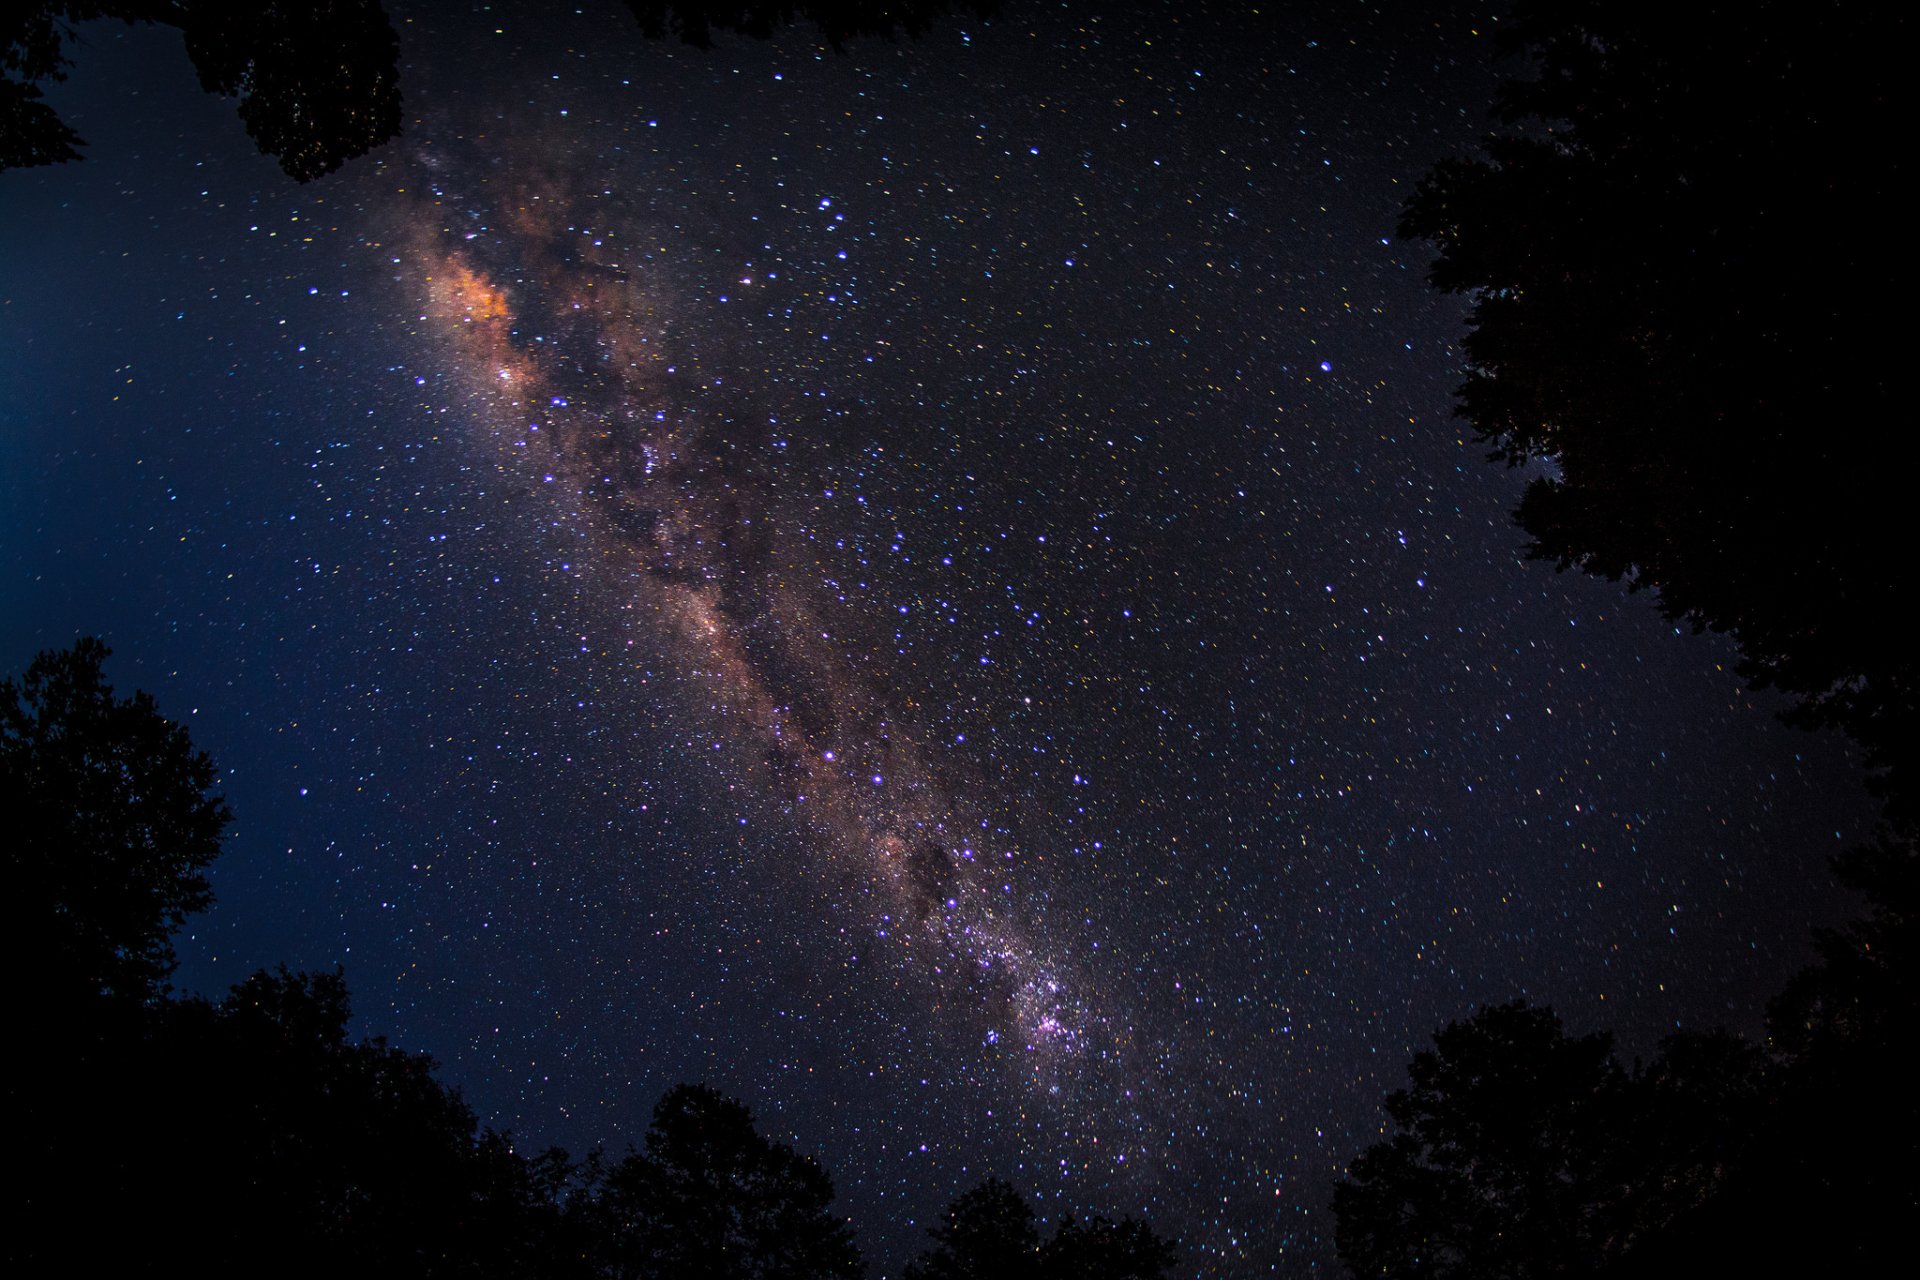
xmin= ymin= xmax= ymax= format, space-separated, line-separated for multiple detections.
xmin=0 ymin=3 xmax=1876 ymax=1274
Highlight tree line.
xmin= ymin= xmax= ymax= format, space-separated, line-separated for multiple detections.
xmin=1 ymin=1 xmax=992 ymax=180
xmin=1333 ymin=3 xmax=1913 ymax=1273
xmin=5 ymin=639 xmax=1175 ymax=1278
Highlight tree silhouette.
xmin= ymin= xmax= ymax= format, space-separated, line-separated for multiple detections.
xmin=3 ymin=2 xmax=992 ymax=181
xmin=1769 ymin=836 xmax=1920 ymax=1065
xmin=1333 ymin=1002 xmax=1629 ymax=1279
xmin=904 ymin=1178 xmax=1176 ymax=1280
xmin=0 ymin=3 xmax=83 ymax=167
xmin=1395 ymin=4 xmax=1919 ymax=1267
xmin=175 ymin=0 xmax=404 ymax=182
xmin=144 ymin=968 xmax=579 ymax=1278
xmin=1723 ymin=834 xmax=1918 ymax=1275
xmin=1399 ymin=1 xmax=1916 ymax=815
xmin=1599 ymin=1027 xmax=1768 ymax=1261
xmin=1040 ymin=1213 xmax=1177 ymax=1280
xmin=905 ymin=1178 xmax=1040 ymax=1280
xmin=1328 ymin=997 xmax=1915 ymax=1277
xmin=3 ymin=636 xmax=228 ymax=1005
xmin=3 ymin=639 xmax=1186 ymax=1275
xmin=2 ymin=1 xmax=402 ymax=180
xmin=21 ymin=964 xmax=585 ymax=1277
xmin=3 ymin=640 xmax=581 ymax=1277
xmin=580 ymin=1082 xmax=863 ymax=1280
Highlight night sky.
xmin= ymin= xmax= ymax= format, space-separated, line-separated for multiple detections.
xmin=0 ymin=3 xmax=1877 ymax=1274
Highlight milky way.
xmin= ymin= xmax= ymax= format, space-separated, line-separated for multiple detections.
xmin=403 ymin=133 xmax=1143 ymax=1108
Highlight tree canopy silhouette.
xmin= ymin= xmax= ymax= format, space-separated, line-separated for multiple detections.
xmin=1399 ymin=1 xmax=1915 ymax=814
xmin=4 ymin=635 xmax=228 ymax=1004
xmin=1333 ymin=1002 xmax=1632 ymax=1278
xmin=904 ymin=1176 xmax=1176 ymax=1280
xmin=1331 ymin=994 xmax=1914 ymax=1278
xmin=3 ymin=638 xmax=1177 ymax=1276
xmin=1392 ymin=4 xmax=1917 ymax=1269
xmin=1039 ymin=1213 xmax=1177 ymax=1280
xmin=905 ymin=1177 xmax=1041 ymax=1280
xmin=573 ymin=1082 xmax=864 ymax=1279
xmin=2 ymin=2 xmax=991 ymax=181
xmin=2 ymin=1 xmax=402 ymax=180
xmin=79 ymin=967 xmax=579 ymax=1278
xmin=1735 ymin=834 xmax=1920 ymax=1273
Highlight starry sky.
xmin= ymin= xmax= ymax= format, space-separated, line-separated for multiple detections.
xmin=0 ymin=3 xmax=1878 ymax=1274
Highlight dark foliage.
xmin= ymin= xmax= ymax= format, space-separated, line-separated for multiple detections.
xmin=0 ymin=638 xmax=1169 ymax=1277
xmin=20 ymin=966 xmax=582 ymax=1278
xmin=1333 ymin=1002 xmax=1633 ymax=1278
xmin=1389 ymin=5 xmax=1917 ymax=1271
xmin=0 ymin=637 xmax=580 ymax=1274
xmin=0 ymin=5 xmax=82 ymax=167
xmin=176 ymin=0 xmax=403 ymax=182
xmin=1333 ymin=993 xmax=1913 ymax=1278
xmin=1737 ymin=834 xmax=1919 ymax=1271
xmin=904 ymin=1176 xmax=1176 ymax=1280
xmin=4 ymin=636 xmax=228 ymax=1004
xmin=1040 ymin=1213 xmax=1178 ymax=1280
xmin=905 ymin=1178 xmax=1041 ymax=1280
xmin=3 ymin=641 xmax=890 ymax=1278
xmin=2 ymin=2 xmax=991 ymax=181
xmin=1769 ymin=835 xmax=1920 ymax=1064
xmin=1 ymin=1 xmax=402 ymax=181
xmin=575 ymin=1082 xmax=864 ymax=1280
xmin=1399 ymin=1 xmax=1916 ymax=815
